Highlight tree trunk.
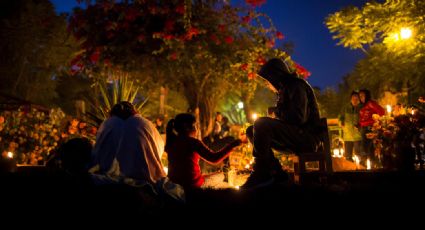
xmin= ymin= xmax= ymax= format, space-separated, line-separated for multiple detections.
xmin=159 ymin=86 xmax=167 ymax=115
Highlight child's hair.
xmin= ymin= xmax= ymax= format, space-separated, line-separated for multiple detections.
xmin=165 ymin=113 xmax=196 ymax=149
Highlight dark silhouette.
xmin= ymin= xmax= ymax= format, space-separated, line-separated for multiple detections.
xmin=242 ymin=58 xmax=322 ymax=189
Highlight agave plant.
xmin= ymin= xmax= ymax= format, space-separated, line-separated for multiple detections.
xmin=87 ymin=72 xmax=148 ymax=125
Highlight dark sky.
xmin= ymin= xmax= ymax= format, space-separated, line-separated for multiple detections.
xmin=51 ymin=0 xmax=369 ymax=89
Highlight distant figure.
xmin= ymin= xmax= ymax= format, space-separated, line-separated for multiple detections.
xmin=155 ymin=116 xmax=165 ymax=134
xmin=359 ymin=89 xmax=385 ymax=161
xmin=339 ymin=91 xmax=362 ymax=161
xmin=165 ymin=113 xmax=241 ymax=189
xmin=242 ymin=58 xmax=322 ymax=189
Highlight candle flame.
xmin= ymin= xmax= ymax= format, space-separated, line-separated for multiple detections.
xmin=366 ymin=159 xmax=371 ymax=170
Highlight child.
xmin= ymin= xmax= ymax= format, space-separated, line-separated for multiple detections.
xmin=165 ymin=113 xmax=241 ymax=189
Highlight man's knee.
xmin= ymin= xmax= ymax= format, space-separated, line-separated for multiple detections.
xmin=253 ymin=117 xmax=273 ymax=132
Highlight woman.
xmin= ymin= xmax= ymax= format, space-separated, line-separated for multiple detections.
xmin=359 ymin=89 xmax=385 ymax=161
xmin=339 ymin=91 xmax=362 ymax=161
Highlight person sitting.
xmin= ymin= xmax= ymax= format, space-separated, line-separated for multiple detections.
xmin=241 ymin=58 xmax=322 ymax=189
xmin=91 ymin=101 xmax=166 ymax=185
xmin=165 ymin=113 xmax=241 ymax=189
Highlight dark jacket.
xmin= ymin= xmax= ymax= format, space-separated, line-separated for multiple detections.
xmin=259 ymin=58 xmax=321 ymax=133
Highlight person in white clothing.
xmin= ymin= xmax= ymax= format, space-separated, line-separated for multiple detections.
xmin=92 ymin=101 xmax=166 ymax=184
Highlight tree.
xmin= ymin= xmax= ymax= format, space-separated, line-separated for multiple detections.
xmin=68 ymin=0 xmax=310 ymax=137
xmin=0 ymin=0 xmax=76 ymax=105
xmin=326 ymin=0 xmax=425 ymax=102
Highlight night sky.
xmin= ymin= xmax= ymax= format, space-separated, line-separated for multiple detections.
xmin=51 ymin=0 xmax=369 ymax=89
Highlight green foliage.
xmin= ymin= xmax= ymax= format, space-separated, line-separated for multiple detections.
xmin=315 ymin=87 xmax=344 ymax=118
xmin=88 ymin=72 xmax=148 ymax=125
xmin=0 ymin=0 xmax=77 ymax=105
xmin=326 ymin=0 xmax=425 ymax=101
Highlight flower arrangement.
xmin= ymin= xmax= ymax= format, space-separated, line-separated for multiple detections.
xmin=367 ymin=106 xmax=425 ymax=170
xmin=0 ymin=107 xmax=97 ymax=165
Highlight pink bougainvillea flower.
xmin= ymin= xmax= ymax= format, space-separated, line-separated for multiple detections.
xmin=240 ymin=63 xmax=248 ymax=71
xmin=185 ymin=27 xmax=200 ymax=40
xmin=257 ymin=56 xmax=266 ymax=65
xmin=90 ymin=49 xmax=101 ymax=63
xmin=276 ymin=31 xmax=284 ymax=40
xmin=210 ymin=34 xmax=220 ymax=45
xmin=164 ymin=20 xmax=175 ymax=31
xmin=224 ymin=36 xmax=234 ymax=44
xmin=241 ymin=15 xmax=251 ymax=24
xmin=294 ymin=62 xmax=311 ymax=79
xmin=175 ymin=5 xmax=185 ymax=14
xmin=245 ymin=0 xmax=266 ymax=7
xmin=163 ymin=34 xmax=174 ymax=40
xmin=169 ymin=52 xmax=178 ymax=60
xmin=266 ymin=39 xmax=275 ymax=48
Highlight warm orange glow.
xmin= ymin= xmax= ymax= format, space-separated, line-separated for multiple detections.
xmin=366 ymin=159 xmax=371 ymax=170
xmin=386 ymin=105 xmax=392 ymax=114
xmin=251 ymin=113 xmax=258 ymax=121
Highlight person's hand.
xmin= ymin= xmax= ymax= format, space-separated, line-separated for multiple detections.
xmin=238 ymin=131 xmax=248 ymax=144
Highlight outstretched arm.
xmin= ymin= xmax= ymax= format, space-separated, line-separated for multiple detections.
xmin=192 ymin=138 xmax=241 ymax=164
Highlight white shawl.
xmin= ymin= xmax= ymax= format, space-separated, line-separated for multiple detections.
xmin=92 ymin=114 xmax=166 ymax=184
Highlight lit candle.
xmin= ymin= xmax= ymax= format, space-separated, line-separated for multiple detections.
xmin=366 ymin=159 xmax=371 ymax=170
xmin=333 ymin=149 xmax=340 ymax=158
xmin=163 ymin=166 xmax=168 ymax=175
xmin=386 ymin=105 xmax=392 ymax=114
xmin=7 ymin=152 xmax=13 ymax=159
xmin=353 ymin=155 xmax=360 ymax=170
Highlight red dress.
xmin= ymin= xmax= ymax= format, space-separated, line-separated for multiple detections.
xmin=165 ymin=136 xmax=239 ymax=188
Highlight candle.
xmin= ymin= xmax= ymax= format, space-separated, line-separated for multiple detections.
xmin=353 ymin=155 xmax=360 ymax=170
xmin=386 ymin=105 xmax=392 ymax=114
xmin=366 ymin=159 xmax=371 ymax=170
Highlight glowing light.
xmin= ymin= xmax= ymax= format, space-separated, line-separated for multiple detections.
xmin=7 ymin=152 xmax=13 ymax=159
xmin=251 ymin=113 xmax=258 ymax=121
xmin=366 ymin=159 xmax=371 ymax=170
xmin=400 ymin=27 xmax=412 ymax=39
xmin=386 ymin=105 xmax=392 ymax=114
xmin=234 ymin=186 xmax=240 ymax=190
xmin=353 ymin=155 xmax=360 ymax=169
xmin=237 ymin=101 xmax=244 ymax=109
xmin=333 ymin=149 xmax=343 ymax=158
xmin=163 ymin=166 xmax=168 ymax=175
